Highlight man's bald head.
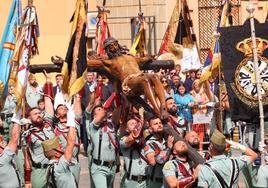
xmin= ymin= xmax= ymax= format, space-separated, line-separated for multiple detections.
xmin=185 ymin=131 xmax=200 ymax=149
xmin=173 ymin=140 xmax=188 ymax=157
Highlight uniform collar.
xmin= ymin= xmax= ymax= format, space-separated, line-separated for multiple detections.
xmin=49 ymin=159 xmax=58 ymax=165
xmin=211 ymin=154 xmax=226 ymax=160
xmin=150 ymin=135 xmax=165 ymax=144
xmin=175 ymin=157 xmax=188 ymax=163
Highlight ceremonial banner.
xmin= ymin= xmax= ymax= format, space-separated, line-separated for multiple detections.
xmin=220 ymin=19 xmax=268 ymax=122
xmin=9 ymin=3 xmax=39 ymax=110
xmin=0 ymin=0 xmax=21 ymax=96
xmin=158 ymin=0 xmax=181 ymax=55
xmin=95 ymin=7 xmax=110 ymax=56
xmin=130 ymin=13 xmax=146 ymax=56
xmin=65 ymin=0 xmax=87 ymax=98
xmin=200 ymin=38 xmax=220 ymax=83
xmin=200 ymin=0 xmax=231 ymax=83
xmin=158 ymin=0 xmax=201 ymax=72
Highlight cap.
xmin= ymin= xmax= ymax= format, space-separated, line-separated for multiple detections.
xmin=42 ymin=137 xmax=60 ymax=152
xmin=210 ymin=129 xmax=226 ymax=146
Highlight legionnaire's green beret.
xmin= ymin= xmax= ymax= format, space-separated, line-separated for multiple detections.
xmin=210 ymin=129 xmax=226 ymax=146
xmin=42 ymin=137 xmax=60 ymax=152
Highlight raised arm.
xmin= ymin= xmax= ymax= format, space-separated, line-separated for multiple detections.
xmin=226 ymin=140 xmax=258 ymax=163
xmin=7 ymin=112 xmax=21 ymax=152
xmin=74 ymin=94 xmax=82 ymax=117
xmin=64 ymin=109 xmax=77 ymax=162
xmin=43 ymin=71 xmax=54 ymax=117
xmin=64 ymin=127 xmax=76 ymax=162
xmin=123 ymin=122 xmax=142 ymax=148
xmin=203 ymin=80 xmax=214 ymax=102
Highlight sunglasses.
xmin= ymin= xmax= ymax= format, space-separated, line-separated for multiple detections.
xmin=161 ymin=80 xmax=168 ymax=83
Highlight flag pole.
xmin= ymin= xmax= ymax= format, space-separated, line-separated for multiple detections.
xmin=213 ymin=31 xmax=223 ymax=132
xmin=139 ymin=0 xmax=142 ymax=13
xmin=28 ymin=0 xmax=33 ymax=6
xmin=214 ymin=1 xmax=223 ymax=132
xmin=247 ymin=1 xmax=265 ymax=164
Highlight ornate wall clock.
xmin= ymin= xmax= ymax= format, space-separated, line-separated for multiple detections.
xmin=231 ymin=37 xmax=268 ymax=107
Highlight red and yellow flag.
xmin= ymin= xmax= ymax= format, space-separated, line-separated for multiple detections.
xmin=96 ymin=7 xmax=110 ymax=56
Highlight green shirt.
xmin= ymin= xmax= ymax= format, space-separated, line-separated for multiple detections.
xmin=1 ymin=94 xmax=16 ymax=114
xmin=87 ymin=120 xmax=117 ymax=161
xmin=52 ymin=156 xmax=77 ymax=188
xmin=25 ymin=85 xmax=43 ymax=108
xmin=25 ymin=112 xmax=55 ymax=164
xmin=256 ymin=164 xmax=268 ymax=188
xmin=198 ymin=155 xmax=252 ymax=188
xmin=85 ymin=110 xmax=93 ymax=153
xmin=120 ymin=135 xmax=148 ymax=176
xmin=144 ymin=135 xmax=167 ymax=179
xmin=162 ymin=159 xmax=192 ymax=188
xmin=0 ymin=148 xmax=20 ymax=188
xmin=55 ymin=116 xmax=81 ymax=163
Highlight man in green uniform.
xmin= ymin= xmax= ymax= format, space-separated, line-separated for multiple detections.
xmin=144 ymin=116 xmax=174 ymax=188
xmin=25 ymin=73 xmax=43 ymax=108
xmin=43 ymin=69 xmax=83 ymax=183
xmin=84 ymin=90 xmax=101 ymax=188
xmin=1 ymin=82 xmax=17 ymax=143
xmin=24 ymin=107 xmax=55 ymax=188
xmin=23 ymin=74 xmax=55 ymax=188
xmin=120 ymin=116 xmax=148 ymax=188
xmin=256 ymin=160 xmax=268 ymax=188
xmin=0 ymin=112 xmax=21 ymax=188
xmin=87 ymin=105 xmax=118 ymax=188
xmin=52 ymin=95 xmax=82 ymax=183
xmin=256 ymin=140 xmax=268 ymax=188
xmin=42 ymin=109 xmax=77 ymax=188
xmin=198 ymin=129 xmax=258 ymax=188
xmin=165 ymin=97 xmax=186 ymax=135
xmin=162 ymin=140 xmax=198 ymax=188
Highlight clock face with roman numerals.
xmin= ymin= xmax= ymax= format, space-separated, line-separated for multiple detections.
xmin=234 ymin=56 xmax=268 ymax=103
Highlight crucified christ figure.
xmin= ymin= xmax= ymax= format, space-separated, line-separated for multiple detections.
xmin=89 ymin=37 xmax=168 ymax=118
xmin=52 ymin=37 xmax=168 ymax=118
